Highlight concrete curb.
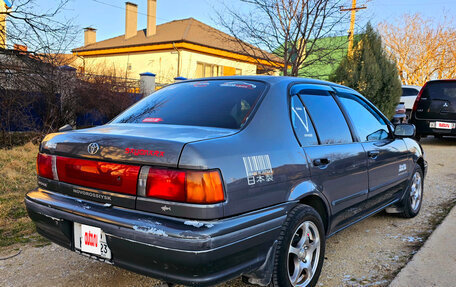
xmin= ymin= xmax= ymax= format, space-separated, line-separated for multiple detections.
xmin=389 ymin=205 xmax=456 ymax=287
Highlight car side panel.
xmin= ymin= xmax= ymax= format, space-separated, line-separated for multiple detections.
xmin=362 ymin=139 xmax=410 ymax=211
xmin=303 ymin=143 xmax=368 ymax=233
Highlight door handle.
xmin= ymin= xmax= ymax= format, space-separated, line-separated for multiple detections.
xmin=313 ymin=158 xmax=330 ymax=166
xmin=368 ymin=150 xmax=380 ymax=159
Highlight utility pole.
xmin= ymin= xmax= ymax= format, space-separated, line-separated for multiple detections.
xmin=340 ymin=0 xmax=366 ymax=57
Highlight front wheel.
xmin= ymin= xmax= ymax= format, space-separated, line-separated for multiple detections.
xmin=400 ymin=165 xmax=424 ymax=218
xmin=271 ymin=205 xmax=325 ymax=287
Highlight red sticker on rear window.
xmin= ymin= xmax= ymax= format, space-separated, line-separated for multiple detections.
xmin=142 ymin=118 xmax=163 ymax=123
xmin=192 ymin=82 xmax=210 ymax=87
xmin=220 ymin=82 xmax=256 ymax=89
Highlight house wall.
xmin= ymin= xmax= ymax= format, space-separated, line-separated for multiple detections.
xmin=79 ymin=49 xmax=258 ymax=83
xmin=180 ymin=50 xmax=257 ymax=79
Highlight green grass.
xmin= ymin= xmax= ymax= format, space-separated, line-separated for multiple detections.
xmin=0 ymin=142 xmax=49 ymax=248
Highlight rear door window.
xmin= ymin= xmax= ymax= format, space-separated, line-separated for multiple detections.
xmin=337 ymin=93 xmax=390 ymax=142
xmin=402 ymin=88 xmax=420 ymax=97
xmin=112 ymin=80 xmax=266 ymax=129
xmin=290 ymin=95 xmax=318 ymax=146
xmin=299 ymin=91 xmax=353 ymax=145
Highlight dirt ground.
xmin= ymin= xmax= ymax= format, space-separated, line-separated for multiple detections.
xmin=1 ymin=137 xmax=455 ymax=287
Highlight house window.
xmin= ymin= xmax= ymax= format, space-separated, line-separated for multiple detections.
xmin=196 ymin=62 xmax=223 ymax=78
xmin=235 ymin=68 xmax=242 ymax=75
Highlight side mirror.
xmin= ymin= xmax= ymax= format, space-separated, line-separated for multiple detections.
xmin=394 ymin=124 xmax=416 ymax=138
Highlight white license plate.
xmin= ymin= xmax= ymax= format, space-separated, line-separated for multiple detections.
xmin=74 ymin=223 xmax=111 ymax=259
xmin=433 ymin=121 xmax=455 ymax=129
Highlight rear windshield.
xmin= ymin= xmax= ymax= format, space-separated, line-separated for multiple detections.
xmin=112 ymin=80 xmax=266 ymax=129
xmin=422 ymin=81 xmax=456 ymax=102
xmin=402 ymin=87 xmax=420 ymax=97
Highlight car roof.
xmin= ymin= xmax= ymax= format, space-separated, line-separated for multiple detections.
xmin=180 ymin=75 xmax=357 ymax=93
xmin=426 ymin=79 xmax=456 ymax=84
xmin=402 ymin=85 xmax=421 ymax=90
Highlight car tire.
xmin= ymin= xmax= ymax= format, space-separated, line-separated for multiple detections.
xmin=271 ymin=205 xmax=325 ymax=287
xmin=400 ymin=165 xmax=424 ymax=218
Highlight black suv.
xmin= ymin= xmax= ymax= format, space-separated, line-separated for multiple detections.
xmin=26 ymin=76 xmax=427 ymax=287
xmin=411 ymin=79 xmax=456 ymax=139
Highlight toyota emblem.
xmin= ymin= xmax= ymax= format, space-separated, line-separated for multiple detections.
xmin=87 ymin=143 xmax=100 ymax=155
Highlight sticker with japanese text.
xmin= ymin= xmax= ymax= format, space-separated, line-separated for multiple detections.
xmin=242 ymin=154 xmax=273 ymax=186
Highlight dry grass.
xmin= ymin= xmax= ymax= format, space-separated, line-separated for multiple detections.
xmin=0 ymin=142 xmax=48 ymax=247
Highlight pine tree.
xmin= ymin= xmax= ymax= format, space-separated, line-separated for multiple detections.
xmin=330 ymin=23 xmax=402 ymax=119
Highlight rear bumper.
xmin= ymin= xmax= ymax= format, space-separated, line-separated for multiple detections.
xmin=413 ymin=118 xmax=456 ymax=136
xmin=25 ymin=189 xmax=289 ymax=286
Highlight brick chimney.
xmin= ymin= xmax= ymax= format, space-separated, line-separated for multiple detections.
xmin=146 ymin=0 xmax=156 ymax=37
xmin=125 ymin=2 xmax=138 ymax=39
xmin=84 ymin=27 xmax=96 ymax=46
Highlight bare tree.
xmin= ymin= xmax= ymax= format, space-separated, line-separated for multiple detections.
xmin=216 ymin=0 xmax=350 ymax=77
xmin=379 ymin=14 xmax=456 ymax=86
xmin=1 ymin=0 xmax=77 ymax=54
xmin=0 ymin=0 xmax=80 ymax=146
xmin=71 ymin=70 xmax=140 ymax=127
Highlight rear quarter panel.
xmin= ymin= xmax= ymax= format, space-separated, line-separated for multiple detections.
xmin=402 ymin=137 xmax=425 ymax=170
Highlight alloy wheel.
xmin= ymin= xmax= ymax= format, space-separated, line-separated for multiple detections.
xmin=287 ymin=221 xmax=321 ymax=286
xmin=410 ymin=171 xmax=422 ymax=212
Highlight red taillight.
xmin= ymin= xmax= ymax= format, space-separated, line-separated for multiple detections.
xmin=146 ymin=168 xmax=186 ymax=201
xmin=37 ymin=153 xmax=224 ymax=203
xmin=37 ymin=153 xmax=54 ymax=179
xmin=144 ymin=168 xmax=225 ymax=204
xmin=412 ymin=82 xmax=427 ymax=112
xmin=56 ymin=157 xmax=140 ymax=195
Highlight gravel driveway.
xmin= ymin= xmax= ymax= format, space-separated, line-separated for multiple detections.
xmin=1 ymin=137 xmax=455 ymax=287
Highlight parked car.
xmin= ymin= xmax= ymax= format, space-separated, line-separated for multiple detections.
xmin=411 ymin=79 xmax=456 ymax=140
xmin=401 ymin=85 xmax=421 ymax=119
xmin=392 ymin=102 xmax=407 ymax=124
xmin=26 ymin=76 xmax=427 ymax=287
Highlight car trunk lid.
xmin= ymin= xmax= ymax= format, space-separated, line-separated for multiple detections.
xmin=41 ymin=123 xmax=236 ymax=168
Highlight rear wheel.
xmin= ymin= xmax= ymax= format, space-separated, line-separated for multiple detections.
xmin=271 ymin=205 xmax=325 ymax=287
xmin=400 ymin=165 xmax=424 ymax=218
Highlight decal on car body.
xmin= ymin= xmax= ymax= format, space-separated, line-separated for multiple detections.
xmin=242 ymin=155 xmax=274 ymax=185
xmin=399 ymin=163 xmax=407 ymax=175
xmin=125 ymin=148 xmax=165 ymax=157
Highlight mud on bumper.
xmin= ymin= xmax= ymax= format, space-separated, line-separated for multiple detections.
xmin=25 ymin=189 xmax=289 ymax=286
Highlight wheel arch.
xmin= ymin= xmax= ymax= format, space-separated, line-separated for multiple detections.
xmin=298 ymin=195 xmax=330 ymax=235
xmin=416 ymin=156 xmax=425 ymax=174
xmin=288 ymin=180 xmax=331 ymax=235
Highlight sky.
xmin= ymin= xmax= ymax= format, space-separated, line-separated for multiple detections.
xmin=30 ymin=0 xmax=456 ymax=51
